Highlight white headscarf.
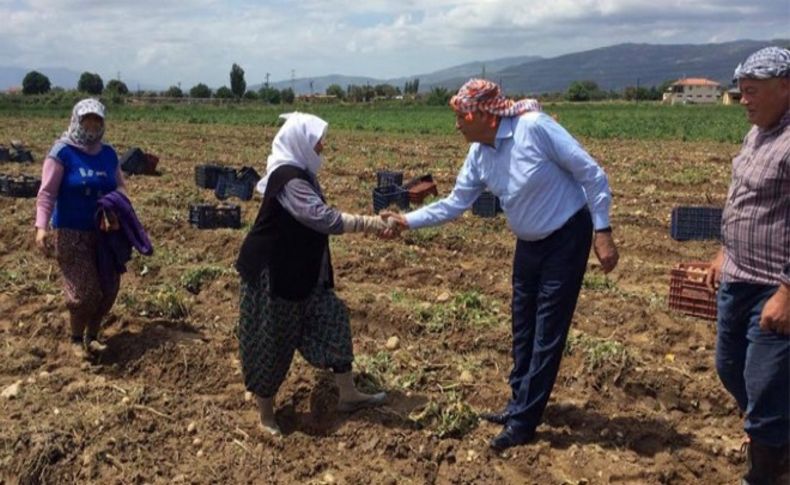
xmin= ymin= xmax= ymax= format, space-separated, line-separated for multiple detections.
xmin=256 ymin=112 xmax=328 ymax=195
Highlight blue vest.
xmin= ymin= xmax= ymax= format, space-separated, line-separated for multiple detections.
xmin=51 ymin=143 xmax=119 ymax=230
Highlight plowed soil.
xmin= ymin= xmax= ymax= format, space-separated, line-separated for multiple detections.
xmin=0 ymin=116 xmax=747 ymax=484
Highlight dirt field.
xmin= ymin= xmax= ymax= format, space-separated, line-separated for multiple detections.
xmin=0 ymin=116 xmax=747 ymax=484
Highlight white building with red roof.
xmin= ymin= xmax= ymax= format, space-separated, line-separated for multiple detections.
xmin=662 ymin=78 xmax=722 ymax=105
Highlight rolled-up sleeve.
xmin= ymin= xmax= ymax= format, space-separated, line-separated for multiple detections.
xmin=533 ymin=117 xmax=612 ymax=230
xmin=404 ymin=148 xmax=485 ymax=229
xmin=277 ymin=179 xmax=344 ymax=234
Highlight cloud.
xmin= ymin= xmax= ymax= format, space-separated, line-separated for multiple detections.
xmin=0 ymin=0 xmax=786 ymax=87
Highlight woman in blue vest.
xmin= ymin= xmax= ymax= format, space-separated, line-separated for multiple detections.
xmin=35 ymin=98 xmax=124 ymax=358
xmin=235 ymin=112 xmax=389 ymax=435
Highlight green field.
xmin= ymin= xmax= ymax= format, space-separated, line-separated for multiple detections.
xmin=0 ymin=95 xmax=750 ymax=143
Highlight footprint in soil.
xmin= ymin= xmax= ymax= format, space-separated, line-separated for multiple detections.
xmin=541 ymin=403 xmax=693 ymax=456
xmin=94 ymin=320 xmax=203 ymax=368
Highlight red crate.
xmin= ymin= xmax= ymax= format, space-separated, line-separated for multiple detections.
xmin=668 ymin=262 xmax=717 ymax=321
xmin=404 ymin=174 xmax=439 ymax=204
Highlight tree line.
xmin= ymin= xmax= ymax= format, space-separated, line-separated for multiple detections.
xmin=19 ymin=64 xmax=678 ymax=104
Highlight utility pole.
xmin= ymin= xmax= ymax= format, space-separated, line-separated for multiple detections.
xmin=291 ymin=69 xmax=295 ymax=93
xmin=265 ymin=72 xmax=270 ymax=88
xmin=636 ymin=78 xmax=640 ymax=104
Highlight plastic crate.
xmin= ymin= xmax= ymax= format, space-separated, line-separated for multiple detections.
xmin=188 ymin=203 xmax=242 ymax=229
xmin=120 ymin=147 xmax=147 ymax=174
xmin=0 ymin=146 xmax=10 ymax=162
xmin=668 ymin=262 xmax=717 ymax=321
xmin=670 ymin=206 xmax=723 ymax=241
xmin=2 ymin=175 xmax=40 ymax=198
xmin=372 ymin=184 xmax=409 ymax=213
xmin=195 ymin=164 xmax=236 ymax=189
xmin=143 ymin=153 xmax=159 ymax=174
xmin=10 ymin=149 xmax=33 ymax=163
xmin=472 ymin=191 xmax=500 ymax=218
xmin=237 ymin=166 xmax=261 ymax=186
xmin=376 ymin=170 xmax=404 ymax=188
xmin=214 ymin=172 xmax=255 ymax=201
xmin=404 ymin=174 xmax=439 ymax=204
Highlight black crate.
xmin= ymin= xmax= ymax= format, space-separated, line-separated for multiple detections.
xmin=472 ymin=191 xmax=499 ymax=218
xmin=0 ymin=146 xmax=10 ymax=162
xmin=670 ymin=206 xmax=723 ymax=241
xmin=372 ymin=184 xmax=409 ymax=213
xmin=10 ymin=149 xmax=33 ymax=163
xmin=237 ymin=166 xmax=261 ymax=186
xmin=120 ymin=147 xmax=147 ymax=174
xmin=188 ymin=203 xmax=242 ymax=229
xmin=376 ymin=170 xmax=404 ymax=188
xmin=214 ymin=172 xmax=255 ymax=201
xmin=2 ymin=175 xmax=40 ymax=198
xmin=195 ymin=164 xmax=236 ymax=189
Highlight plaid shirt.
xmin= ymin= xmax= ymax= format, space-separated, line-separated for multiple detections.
xmin=721 ymin=110 xmax=790 ymax=286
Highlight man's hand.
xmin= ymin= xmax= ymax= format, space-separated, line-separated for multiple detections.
xmin=380 ymin=211 xmax=408 ymax=239
xmin=35 ymin=228 xmax=48 ymax=256
xmin=593 ymin=231 xmax=619 ymax=274
xmin=705 ymin=248 xmax=725 ymax=292
xmin=760 ymin=284 xmax=790 ymax=335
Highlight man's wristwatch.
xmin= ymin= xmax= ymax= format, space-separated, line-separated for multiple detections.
xmin=595 ymin=226 xmax=612 ymax=234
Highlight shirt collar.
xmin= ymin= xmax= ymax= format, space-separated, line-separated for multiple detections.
xmin=493 ymin=116 xmax=514 ymax=149
xmin=758 ymin=109 xmax=790 ymax=137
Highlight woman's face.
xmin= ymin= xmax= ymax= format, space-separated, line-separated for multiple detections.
xmin=80 ymin=113 xmax=104 ymax=135
xmin=314 ymin=138 xmax=325 ymax=155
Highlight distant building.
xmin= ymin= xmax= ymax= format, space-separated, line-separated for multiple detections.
xmin=722 ymin=88 xmax=742 ymax=106
xmin=662 ymin=78 xmax=721 ymax=105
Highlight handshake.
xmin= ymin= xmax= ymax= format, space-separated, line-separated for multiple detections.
xmin=341 ymin=211 xmax=409 ymax=239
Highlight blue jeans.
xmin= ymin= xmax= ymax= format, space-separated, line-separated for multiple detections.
xmin=505 ymin=208 xmax=592 ymax=432
xmin=716 ymin=282 xmax=789 ymax=447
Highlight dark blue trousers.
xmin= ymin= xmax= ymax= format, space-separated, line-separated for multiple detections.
xmin=716 ymin=281 xmax=789 ymax=447
xmin=505 ymin=208 xmax=592 ymax=433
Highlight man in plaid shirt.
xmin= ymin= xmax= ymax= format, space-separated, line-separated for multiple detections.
xmin=706 ymin=46 xmax=789 ymax=484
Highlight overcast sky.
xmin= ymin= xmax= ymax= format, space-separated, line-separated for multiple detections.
xmin=1 ymin=0 xmax=787 ymax=88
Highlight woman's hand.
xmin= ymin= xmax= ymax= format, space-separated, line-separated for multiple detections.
xmin=35 ymin=228 xmax=48 ymax=255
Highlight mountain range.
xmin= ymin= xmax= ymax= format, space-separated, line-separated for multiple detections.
xmin=2 ymin=39 xmax=786 ymax=95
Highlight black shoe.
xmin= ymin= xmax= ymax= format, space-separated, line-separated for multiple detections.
xmin=479 ymin=411 xmax=510 ymax=425
xmin=489 ymin=425 xmax=534 ymax=452
xmin=743 ymin=440 xmax=790 ymax=485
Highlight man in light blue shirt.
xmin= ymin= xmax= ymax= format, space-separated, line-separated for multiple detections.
xmin=384 ymin=79 xmax=619 ymax=451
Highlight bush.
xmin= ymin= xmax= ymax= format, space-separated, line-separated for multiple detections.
xmin=78 ymin=72 xmax=104 ymax=94
xmin=189 ymin=83 xmax=212 ymax=99
xmin=215 ymin=86 xmax=233 ymax=99
xmin=426 ymin=87 xmax=451 ymax=106
xmin=22 ymin=71 xmax=51 ymax=95
xmin=164 ymin=85 xmax=183 ymax=98
xmin=280 ymin=87 xmax=295 ymax=104
xmin=325 ymin=83 xmax=344 ymax=100
xmin=243 ymin=90 xmax=258 ymax=100
xmin=258 ymin=86 xmax=281 ymax=104
xmin=105 ymin=79 xmax=129 ymax=95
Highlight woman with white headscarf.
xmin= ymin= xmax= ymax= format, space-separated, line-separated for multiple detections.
xmin=235 ymin=112 xmax=388 ymax=435
xmin=34 ymin=98 xmax=126 ymax=358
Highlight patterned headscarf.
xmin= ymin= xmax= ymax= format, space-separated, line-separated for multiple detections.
xmin=449 ymin=78 xmax=541 ymax=117
xmin=256 ymin=112 xmax=328 ymax=195
xmin=733 ymin=46 xmax=790 ymax=81
xmin=60 ymin=98 xmax=106 ymax=152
